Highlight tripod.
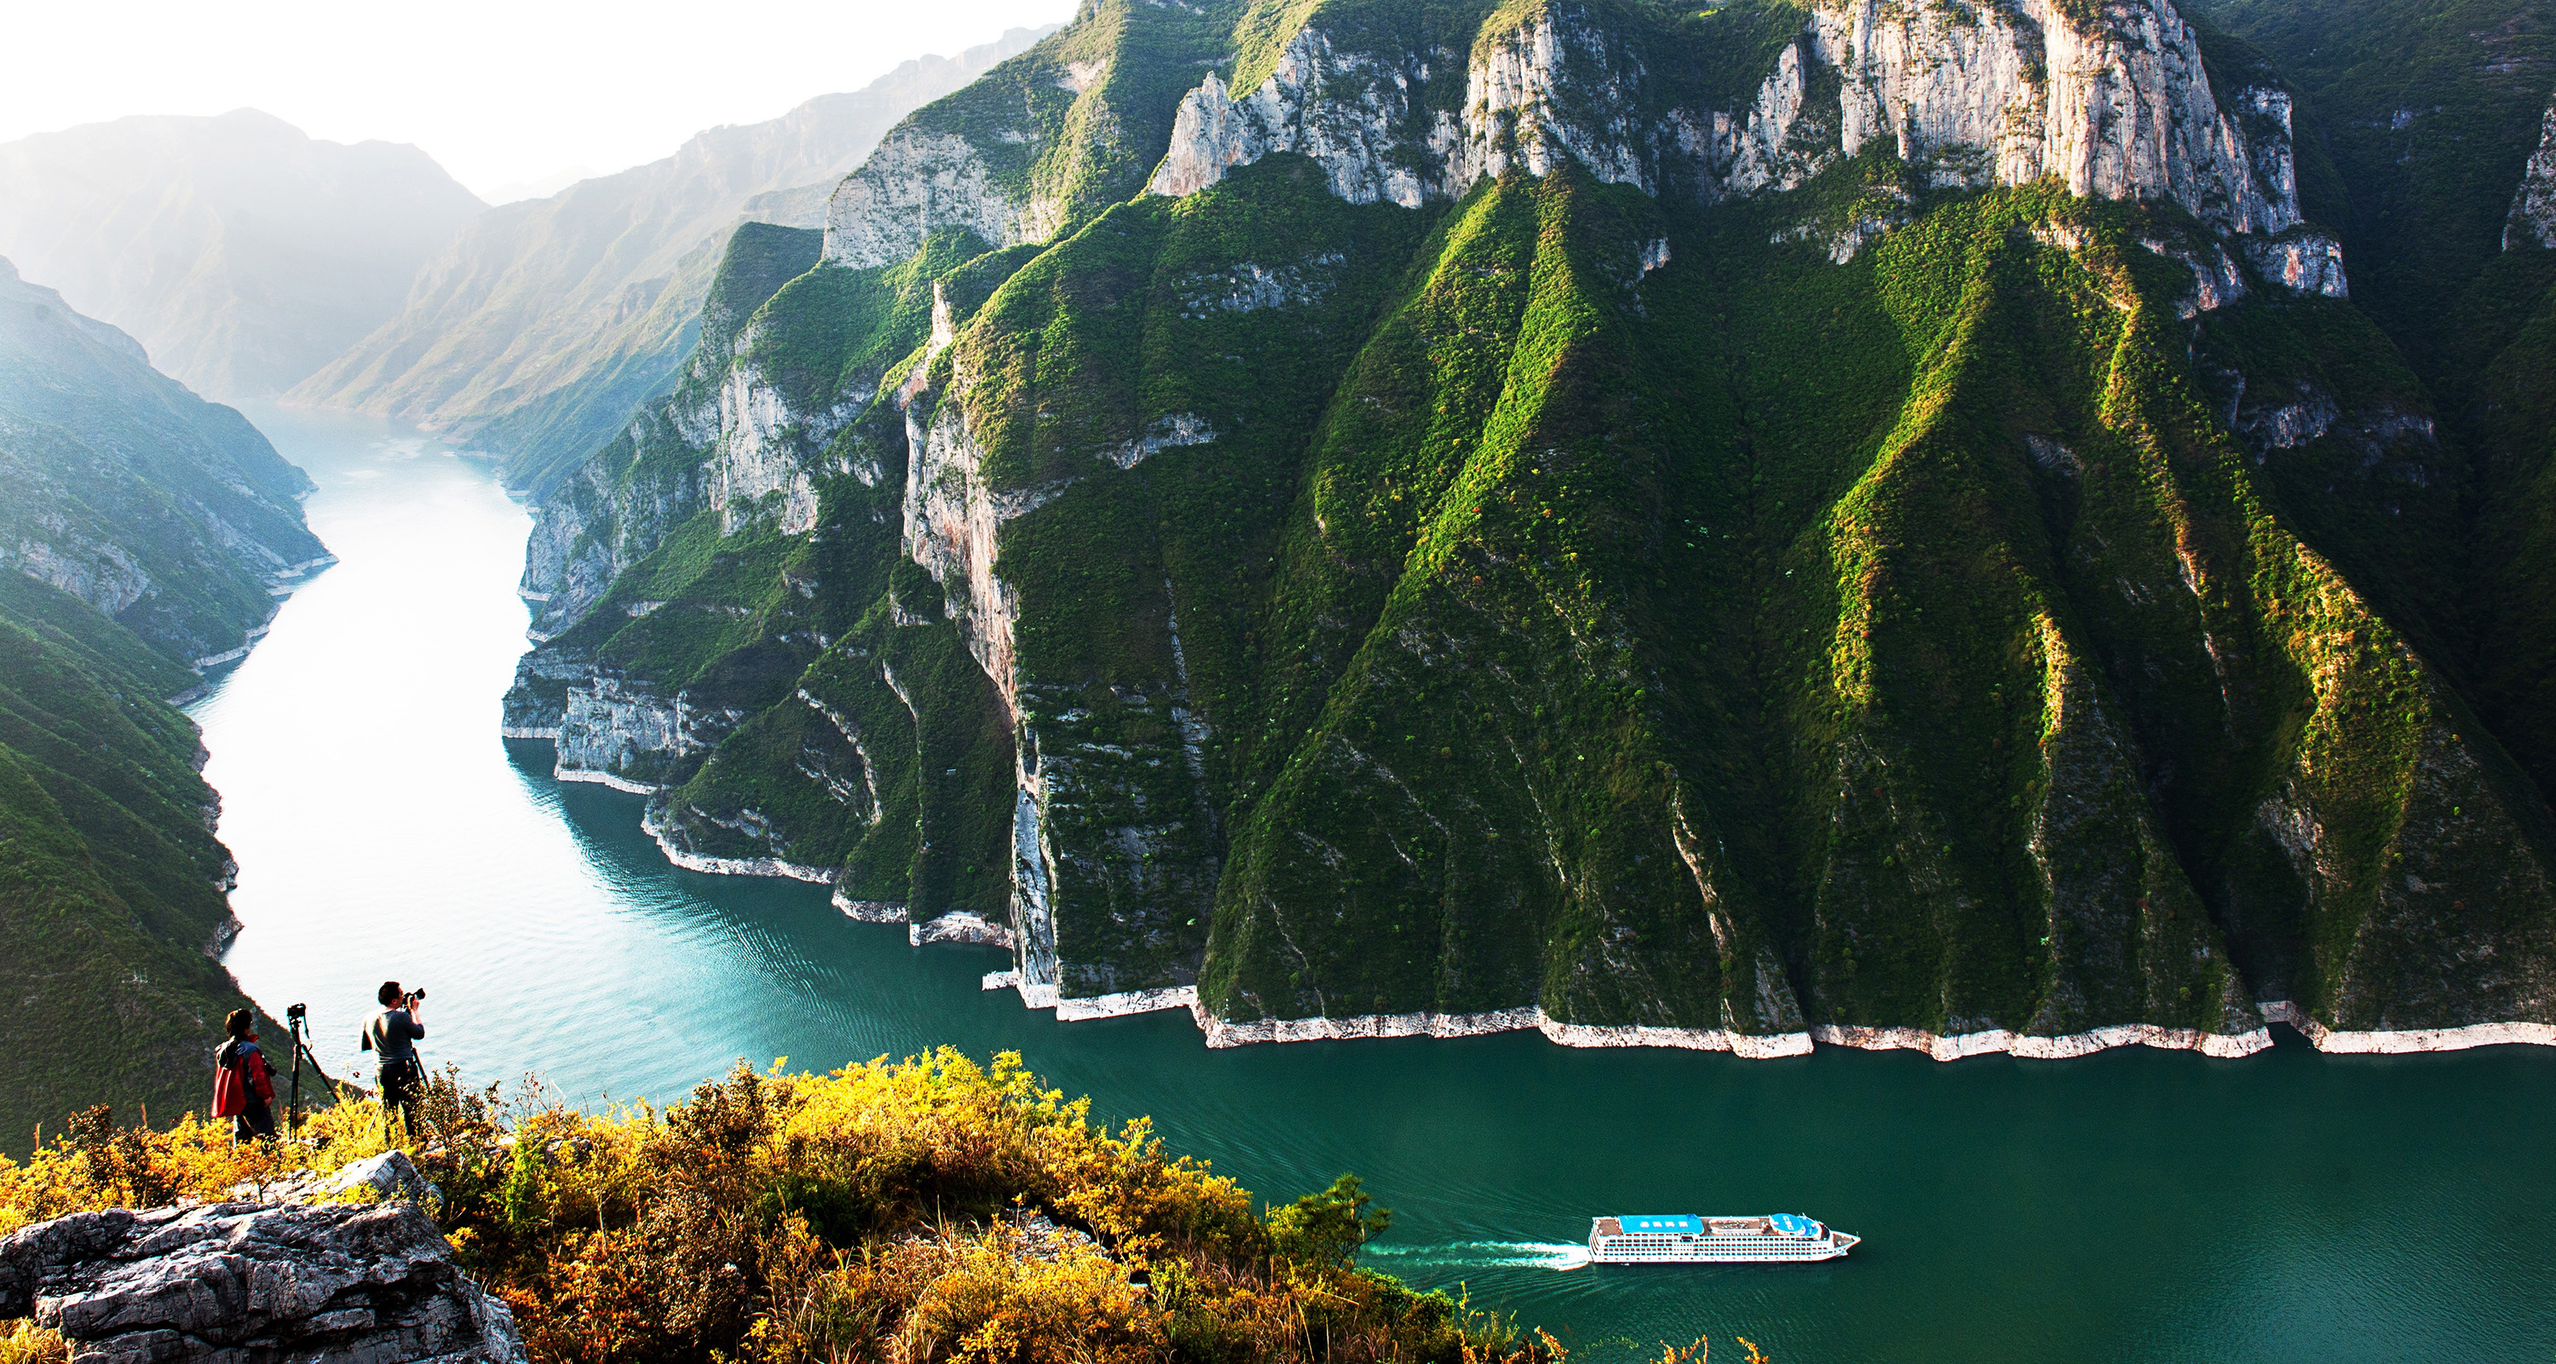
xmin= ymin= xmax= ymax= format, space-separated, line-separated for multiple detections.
xmin=283 ymin=1008 xmax=328 ymax=1139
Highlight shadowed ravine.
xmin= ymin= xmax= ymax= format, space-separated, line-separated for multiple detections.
xmin=194 ymin=411 xmax=2556 ymax=1362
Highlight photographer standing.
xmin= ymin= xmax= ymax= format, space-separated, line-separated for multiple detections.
xmin=211 ymin=1010 xmax=277 ymax=1143
xmin=363 ymin=981 xmax=426 ymax=1137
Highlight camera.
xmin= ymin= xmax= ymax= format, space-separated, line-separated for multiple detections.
xmin=286 ymin=1002 xmax=307 ymax=1019
xmin=407 ymin=988 xmax=425 ymax=1003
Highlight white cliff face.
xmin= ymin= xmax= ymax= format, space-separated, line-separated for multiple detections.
xmin=518 ymin=370 xmax=722 ymax=639
xmin=1174 ymin=254 xmax=1348 ymax=316
xmin=2511 ymin=96 xmax=2556 ymax=251
xmin=710 ymin=331 xmax=873 ymax=537
xmin=519 ymin=468 xmax=673 ymax=642
xmin=1453 ymin=3 xmax=1657 ymax=192
xmin=1722 ymin=41 xmax=1827 ymax=196
xmin=1149 ymin=29 xmax=1454 ymax=207
xmin=824 ymin=130 xmax=1062 ymax=269
xmin=8 ymin=533 xmax=150 ymax=617
xmin=1147 ymin=0 xmax=2337 ymax=282
xmin=895 ymin=380 xmax=1061 ymax=999
xmin=901 ymin=399 xmax=1027 ymax=722
xmin=1807 ymin=0 xmax=2286 ymax=230
xmin=554 ymin=673 xmax=709 ymax=790
xmin=1147 ymin=10 xmax=1671 ymax=207
xmin=522 ymin=265 xmax=890 ymax=637
xmin=2242 ymin=233 xmax=2349 ymax=298
xmin=1008 ymin=748 xmax=1063 ymax=1006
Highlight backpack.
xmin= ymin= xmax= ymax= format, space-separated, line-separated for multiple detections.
xmin=211 ymin=1040 xmax=248 ymax=1117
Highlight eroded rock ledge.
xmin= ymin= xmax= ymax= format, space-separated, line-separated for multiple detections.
xmin=0 ymin=1181 xmax=525 ymax=1363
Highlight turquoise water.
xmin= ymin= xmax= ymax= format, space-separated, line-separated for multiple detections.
xmin=196 ymin=411 xmax=2556 ymax=1363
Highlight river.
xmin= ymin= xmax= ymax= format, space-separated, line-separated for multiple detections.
xmin=192 ymin=410 xmax=2556 ymax=1363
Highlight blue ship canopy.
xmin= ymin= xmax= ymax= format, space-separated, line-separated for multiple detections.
xmin=1620 ymin=1215 xmax=1705 ymax=1234
xmin=1769 ymin=1213 xmax=1822 ymax=1238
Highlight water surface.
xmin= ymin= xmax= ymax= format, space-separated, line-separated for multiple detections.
xmin=197 ymin=411 xmax=2556 ymax=1363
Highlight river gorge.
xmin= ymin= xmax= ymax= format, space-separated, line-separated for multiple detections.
xmin=190 ymin=411 xmax=2556 ymax=1363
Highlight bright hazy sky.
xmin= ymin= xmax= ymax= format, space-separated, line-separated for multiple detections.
xmin=1 ymin=0 xmax=1080 ymax=202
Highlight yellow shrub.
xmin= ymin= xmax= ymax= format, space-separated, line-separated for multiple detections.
xmin=0 ymin=1322 xmax=66 ymax=1364
xmin=1 ymin=1052 xmax=1573 ymax=1364
xmin=898 ymin=1233 xmax=1166 ymax=1364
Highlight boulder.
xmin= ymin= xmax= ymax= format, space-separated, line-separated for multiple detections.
xmin=314 ymin=1151 xmax=439 ymax=1209
xmin=0 ymin=1198 xmax=525 ymax=1363
xmin=231 ymin=1150 xmax=440 ymax=1212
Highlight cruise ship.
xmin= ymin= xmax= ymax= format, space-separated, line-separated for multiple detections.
xmin=1587 ymin=1213 xmax=1861 ymax=1263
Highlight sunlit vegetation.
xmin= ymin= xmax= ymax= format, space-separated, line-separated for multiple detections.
xmin=0 ymin=1051 xmax=1776 ymax=1364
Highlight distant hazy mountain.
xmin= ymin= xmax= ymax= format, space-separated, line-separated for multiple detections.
xmin=0 ymin=258 xmax=325 ymax=664
xmin=0 ymin=257 xmax=321 ymax=1145
xmin=0 ymin=109 xmax=484 ymax=402
xmin=291 ymin=27 xmax=1053 ymax=493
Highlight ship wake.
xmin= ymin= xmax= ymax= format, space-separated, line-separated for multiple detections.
xmin=1365 ymin=1240 xmax=1593 ymax=1272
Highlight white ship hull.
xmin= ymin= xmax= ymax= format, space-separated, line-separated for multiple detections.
xmin=1588 ymin=1214 xmax=1859 ymax=1264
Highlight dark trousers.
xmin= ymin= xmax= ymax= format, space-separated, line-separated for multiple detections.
xmin=232 ymin=1099 xmax=276 ymax=1143
xmin=381 ymin=1057 xmax=424 ymax=1137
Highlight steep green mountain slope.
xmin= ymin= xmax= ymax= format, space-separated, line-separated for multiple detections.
xmin=289 ymin=29 xmax=1051 ymax=496
xmin=0 ymin=262 xmax=319 ymax=1146
xmin=0 ymin=110 xmax=483 ymax=401
xmin=0 ymin=261 xmax=328 ymax=663
xmin=509 ymin=0 xmax=2556 ymax=1054
xmin=2182 ymin=1 xmax=2556 ymax=816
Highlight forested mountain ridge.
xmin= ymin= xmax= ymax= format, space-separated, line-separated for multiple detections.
xmin=287 ymin=28 xmax=1054 ymax=496
xmin=506 ymin=0 xmax=2556 ymax=1058
xmin=2178 ymin=0 xmax=2556 ymax=901
xmin=0 ymin=261 xmax=320 ymax=1145
xmin=0 ymin=110 xmax=483 ymax=402
xmin=0 ymin=261 xmax=328 ymax=665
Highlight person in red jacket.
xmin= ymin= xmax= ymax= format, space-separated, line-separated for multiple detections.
xmin=212 ymin=1009 xmax=278 ymax=1142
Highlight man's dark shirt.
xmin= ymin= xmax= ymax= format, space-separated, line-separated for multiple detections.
xmin=367 ymin=1007 xmax=424 ymax=1063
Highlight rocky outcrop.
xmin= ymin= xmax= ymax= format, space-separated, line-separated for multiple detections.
xmin=513 ymin=223 xmax=827 ymax=639
xmin=500 ymin=644 xmax=592 ymax=740
xmin=554 ymin=672 xmax=727 ymax=792
xmin=2508 ymin=93 xmax=2556 ymax=251
xmin=517 ymin=431 xmax=706 ymax=641
xmin=1452 ymin=2 xmax=1663 ymax=193
xmin=5 ymin=531 xmax=151 ymax=618
xmin=711 ymin=342 xmax=869 ymax=536
xmin=2242 ymin=231 xmax=2350 ymax=299
xmin=824 ymin=131 xmax=1061 ymax=269
xmin=1147 ymin=30 xmax=1456 ymax=207
xmin=901 ymin=397 xmax=1030 ymax=721
xmin=1807 ymin=0 xmax=2289 ymax=229
xmin=1148 ymin=0 xmax=2340 ymax=284
xmin=0 ymin=1197 xmax=525 ymax=1363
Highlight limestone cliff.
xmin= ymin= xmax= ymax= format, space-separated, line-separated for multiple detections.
xmin=1148 ymin=0 xmax=2345 ymax=292
xmin=2509 ymin=92 xmax=2556 ymax=251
